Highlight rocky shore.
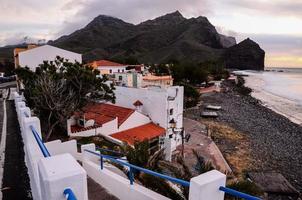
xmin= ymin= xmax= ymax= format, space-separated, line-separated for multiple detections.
xmin=187 ymin=80 xmax=302 ymax=192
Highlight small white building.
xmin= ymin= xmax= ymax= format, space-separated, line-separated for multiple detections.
xmin=87 ymin=60 xmax=128 ymax=74
xmin=15 ymin=45 xmax=82 ymax=71
xmin=67 ymin=103 xmax=165 ymax=152
xmin=112 ymin=72 xmax=142 ymax=88
xmin=142 ymin=74 xmax=173 ymax=88
xmin=114 ymin=86 xmax=184 ymax=155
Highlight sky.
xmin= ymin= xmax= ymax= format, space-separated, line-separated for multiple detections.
xmin=0 ymin=0 xmax=301 ymax=68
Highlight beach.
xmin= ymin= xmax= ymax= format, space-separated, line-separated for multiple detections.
xmin=243 ymin=69 xmax=302 ymax=125
xmin=186 ymin=79 xmax=302 ymax=192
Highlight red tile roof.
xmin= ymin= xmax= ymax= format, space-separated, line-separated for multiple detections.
xmin=110 ymin=123 xmax=166 ymax=145
xmin=82 ymin=103 xmax=135 ymax=126
xmin=88 ymin=60 xmax=126 ymax=68
xmin=71 ymin=124 xmax=101 ymax=133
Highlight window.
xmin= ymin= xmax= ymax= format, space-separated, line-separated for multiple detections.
xmin=109 ymin=69 xmax=112 ymax=74
xmin=118 ymin=69 xmax=120 ymax=73
xmin=122 ymin=69 xmax=124 ymax=72
xmin=169 ymin=108 xmax=173 ymax=115
xmin=119 ymin=76 xmax=122 ymax=81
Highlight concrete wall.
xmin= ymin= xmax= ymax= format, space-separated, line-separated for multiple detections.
xmin=81 ymin=145 xmax=171 ymax=200
xmin=18 ymin=45 xmax=82 ymax=71
xmin=14 ymin=92 xmax=88 ymax=200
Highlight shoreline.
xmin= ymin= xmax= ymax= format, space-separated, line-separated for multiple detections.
xmin=185 ymin=80 xmax=302 ymax=192
xmin=244 ymin=75 xmax=302 ymax=126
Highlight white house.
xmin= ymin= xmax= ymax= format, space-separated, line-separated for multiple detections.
xmin=15 ymin=45 xmax=82 ymax=71
xmin=112 ymin=72 xmax=142 ymax=88
xmin=67 ymin=103 xmax=165 ymax=152
xmin=114 ymin=86 xmax=184 ymax=155
xmin=87 ymin=60 xmax=128 ymax=74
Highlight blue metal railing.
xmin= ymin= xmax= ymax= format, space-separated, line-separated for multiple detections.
xmin=29 ymin=125 xmax=51 ymax=157
xmin=85 ymin=149 xmax=262 ymax=200
xmin=64 ymin=188 xmax=77 ymax=200
xmin=85 ymin=149 xmax=190 ymax=187
xmin=219 ymin=186 xmax=261 ymax=200
xmin=23 ymin=112 xmax=77 ymax=200
xmin=77 ymin=142 xmax=124 ymax=156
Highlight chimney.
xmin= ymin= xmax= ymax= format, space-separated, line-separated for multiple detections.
xmin=133 ymin=100 xmax=143 ymax=112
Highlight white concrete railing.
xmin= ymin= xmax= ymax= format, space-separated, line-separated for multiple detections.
xmin=14 ymin=92 xmax=87 ymax=200
xmin=14 ymin=92 xmax=228 ymax=200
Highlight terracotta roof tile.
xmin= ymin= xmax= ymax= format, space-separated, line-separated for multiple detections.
xmin=88 ymin=60 xmax=126 ymax=68
xmin=110 ymin=123 xmax=166 ymax=145
xmin=83 ymin=103 xmax=135 ymax=126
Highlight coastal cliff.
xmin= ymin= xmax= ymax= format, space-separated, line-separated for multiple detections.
xmin=224 ymin=38 xmax=265 ymax=70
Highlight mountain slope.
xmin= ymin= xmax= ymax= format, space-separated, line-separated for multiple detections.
xmin=1 ymin=11 xmax=265 ymax=70
xmin=51 ymin=11 xmax=237 ymax=64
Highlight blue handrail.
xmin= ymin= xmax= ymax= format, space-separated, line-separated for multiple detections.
xmin=23 ymin=110 xmax=78 ymax=199
xmin=219 ymin=186 xmax=262 ymax=200
xmin=77 ymin=142 xmax=124 ymax=156
xmin=84 ymin=149 xmax=191 ymax=187
xmin=29 ymin=125 xmax=51 ymax=157
xmin=64 ymin=188 xmax=77 ymax=200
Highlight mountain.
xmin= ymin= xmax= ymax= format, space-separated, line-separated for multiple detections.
xmin=224 ymin=38 xmax=265 ymax=70
xmin=1 ymin=11 xmax=265 ymax=70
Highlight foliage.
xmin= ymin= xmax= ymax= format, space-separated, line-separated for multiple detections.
xmin=149 ymin=64 xmax=171 ymax=76
xmin=16 ymin=56 xmax=115 ymax=141
xmin=0 ymin=59 xmax=15 ymax=76
xmin=236 ymin=76 xmax=252 ymax=96
xmin=225 ymin=180 xmax=263 ymax=200
xmin=123 ymin=140 xmax=150 ymax=168
xmin=179 ymin=82 xmax=200 ymax=108
xmin=192 ymin=149 xmax=214 ymax=173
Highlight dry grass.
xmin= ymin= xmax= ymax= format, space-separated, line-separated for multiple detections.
xmin=201 ymin=120 xmax=255 ymax=181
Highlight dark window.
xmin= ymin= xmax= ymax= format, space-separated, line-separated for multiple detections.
xmin=169 ymin=108 xmax=173 ymax=115
xmin=109 ymin=69 xmax=112 ymax=73
xmin=119 ymin=76 xmax=122 ymax=81
xmin=122 ymin=69 xmax=125 ymax=72
xmin=118 ymin=69 xmax=120 ymax=73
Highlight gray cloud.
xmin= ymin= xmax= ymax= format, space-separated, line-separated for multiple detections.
xmin=226 ymin=0 xmax=302 ymax=18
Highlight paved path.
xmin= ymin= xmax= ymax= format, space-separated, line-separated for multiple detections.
xmin=1 ymin=100 xmax=32 ymax=200
xmin=176 ymin=118 xmax=231 ymax=174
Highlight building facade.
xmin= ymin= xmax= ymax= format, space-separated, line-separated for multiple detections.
xmin=14 ymin=45 xmax=82 ymax=71
xmin=114 ymin=86 xmax=184 ymax=157
xmin=87 ymin=60 xmax=128 ymax=74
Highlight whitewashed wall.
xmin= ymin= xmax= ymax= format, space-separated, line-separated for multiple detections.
xmin=14 ymin=92 xmax=88 ymax=200
xmin=18 ymin=45 xmax=82 ymax=71
xmin=118 ymin=111 xmax=151 ymax=132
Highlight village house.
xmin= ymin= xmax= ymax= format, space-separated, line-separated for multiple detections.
xmin=67 ymin=102 xmax=166 ymax=152
xmin=142 ymin=74 xmax=173 ymax=88
xmin=114 ymin=85 xmax=184 ymax=159
xmin=112 ymin=72 xmax=143 ymax=87
xmin=87 ymin=60 xmax=128 ymax=74
xmin=14 ymin=44 xmax=82 ymax=71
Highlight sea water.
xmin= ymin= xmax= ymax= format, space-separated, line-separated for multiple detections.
xmin=240 ymin=68 xmax=302 ymax=125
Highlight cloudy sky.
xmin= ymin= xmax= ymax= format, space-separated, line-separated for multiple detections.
xmin=0 ymin=0 xmax=301 ymax=68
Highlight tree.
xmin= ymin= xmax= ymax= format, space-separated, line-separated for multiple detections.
xmin=16 ymin=56 xmax=115 ymax=141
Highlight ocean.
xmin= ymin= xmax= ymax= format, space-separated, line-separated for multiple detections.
xmin=238 ymin=68 xmax=302 ymax=125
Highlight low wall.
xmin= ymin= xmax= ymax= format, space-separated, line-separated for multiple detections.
xmin=81 ymin=144 xmax=170 ymax=200
xmin=14 ymin=92 xmax=88 ymax=200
